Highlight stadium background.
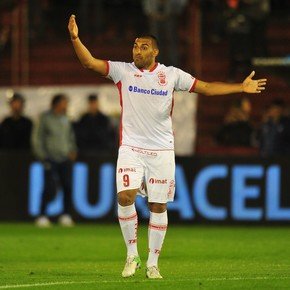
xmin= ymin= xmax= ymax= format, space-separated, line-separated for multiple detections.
xmin=0 ymin=1 xmax=290 ymax=289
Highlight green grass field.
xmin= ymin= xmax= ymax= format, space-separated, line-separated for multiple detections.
xmin=0 ymin=223 xmax=289 ymax=289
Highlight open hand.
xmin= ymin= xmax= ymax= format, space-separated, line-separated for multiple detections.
xmin=242 ymin=71 xmax=267 ymax=93
xmin=68 ymin=14 xmax=78 ymax=40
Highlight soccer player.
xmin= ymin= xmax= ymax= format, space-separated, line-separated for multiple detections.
xmin=68 ymin=14 xmax=267 ymax=279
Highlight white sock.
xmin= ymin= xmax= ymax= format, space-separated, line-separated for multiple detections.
xmin=118 ymin=203 xmax=138 ymax=257
xmin=147 ymin=211 xmax=168 ymax=268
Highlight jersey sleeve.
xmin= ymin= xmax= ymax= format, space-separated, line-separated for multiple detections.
xmin=174 ymin=68 xmax=197 ymax=92
xmin=106 ymin=61 xmax=127 ymax=84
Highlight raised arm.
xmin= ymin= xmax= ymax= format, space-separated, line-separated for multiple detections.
xmin=194 ymin=71 xmax=267 ymax=96
xmin=68 ymin=15 xmax=108 ymax=76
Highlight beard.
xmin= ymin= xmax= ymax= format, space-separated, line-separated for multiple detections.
xmin=133 ymin=55 xmax=153 ymax=69
xmin=134 ymin=58 xmax=145 ymax=69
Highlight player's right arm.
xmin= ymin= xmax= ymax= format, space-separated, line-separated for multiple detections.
xmin=68 ymin=15 xmax=108 ymax=76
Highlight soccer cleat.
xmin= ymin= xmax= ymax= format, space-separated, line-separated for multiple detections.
xmin=146 ymin=266 xmax=163 ymax=279
xmin=58 ymin=214 xmax=75 ymax=227
xmin=121 ymin=255 xmax=141 ymax=277
xmin=35 ymin=216 xmax=51 ymax=228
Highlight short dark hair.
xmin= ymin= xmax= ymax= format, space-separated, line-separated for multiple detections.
xmin=51 ymin=94 xmax=67 ymax=108
xmin=136 ymin=34 xmax=159 ymax=49
xmin=88 ymin=94 xmax=98 ymax=102
xmin=9 ymin=92 xmax=25 ymax=103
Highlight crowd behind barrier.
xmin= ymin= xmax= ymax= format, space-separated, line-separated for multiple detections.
xmin=216 ymin=97 xmax=290 ymax=156
xmin=1 ymin=91 xmax=289 ymax=157
xmin=0 ymin=86 xmax=197 ymax=156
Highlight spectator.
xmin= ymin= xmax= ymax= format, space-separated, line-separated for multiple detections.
xmin=28 ymin=0 xmax=48 ymax=41
xmin=244 ymin=0 xmax=270 ymax=57
xmin=74 ymin=94 xmax=117 ymax=154
xmin=0 ymin=0 xmax=17 ymax=56
xmin=224 ymin=0 xmax=252 ymax=80
xmin=216 ymin=97 xmax=254 ymax=146
xmin=33 ymin=94 xmax=77 ymax=228
xmin=0 ymin=93 xmax=32 ymax=150
xmin=257 ymin=99 xmax=290 ymax=156
xmin=208 ymin=0 xmax=226 ymax=43
xmin=142 ymin=0 xmax=188 ymax=66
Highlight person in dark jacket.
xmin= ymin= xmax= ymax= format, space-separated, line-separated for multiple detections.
xmin=216 ymin=97 xmax=254 ymax=147
xmin=0 ymin=93 xmax=32 ymax=150
xmin=258 ymin=99 xmax=290 ymax=156
xmin=74 ymin=94 xmax=116 ymax=153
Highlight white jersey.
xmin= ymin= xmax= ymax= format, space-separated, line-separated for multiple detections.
xmin=106 ymin=61 xmax=197 ymax=150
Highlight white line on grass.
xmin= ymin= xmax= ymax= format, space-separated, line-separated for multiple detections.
xmin=0 ymin=281 xmax=95 ymax=289
xmin=0 ymin=276 xmax=290 ymax=289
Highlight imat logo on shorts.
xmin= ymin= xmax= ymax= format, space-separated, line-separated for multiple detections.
xmin=149 ymin=178 xmax=168 ymax=184
xmin=118 ymin=167 xmax=136 ymax=173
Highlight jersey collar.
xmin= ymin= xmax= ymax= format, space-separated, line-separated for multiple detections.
xmin=136 ymin=62 xmax=159 ymax=73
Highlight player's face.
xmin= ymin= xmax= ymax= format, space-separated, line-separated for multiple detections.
xmin=132 ymin=38 xmax=158 ymax=69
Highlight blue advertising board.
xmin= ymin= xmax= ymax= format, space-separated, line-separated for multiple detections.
xmin=0 ymin=152 xmax=290 ymax=223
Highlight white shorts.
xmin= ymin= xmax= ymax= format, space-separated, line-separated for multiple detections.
xmin=116 ymin=145 xmax=175 ymax=203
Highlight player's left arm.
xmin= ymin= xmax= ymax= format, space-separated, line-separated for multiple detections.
xmin=194 ymin=71 xmax=267 ymax=96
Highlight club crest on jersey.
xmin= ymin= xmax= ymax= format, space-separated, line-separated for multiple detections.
xmin=157 ymin=71 xmax=167 ymax=86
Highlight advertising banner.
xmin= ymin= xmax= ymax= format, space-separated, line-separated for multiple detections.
xmin=0 ymin=152 xmax=290 ymax=224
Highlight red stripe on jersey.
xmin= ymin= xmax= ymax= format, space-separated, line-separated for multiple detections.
xmin=104 ymin=60 xmax=109 ymax=76
xmin=139 ymin=62 xmax=158 ymax=73
xmin=170 ymin=91 xmax=175 ymax=117
xmin=149 ymin=62 xmax=158 ymax=72
xmin=189 ymin=79 xmax=198 ymax=93
xmin=116 ymin=81 xmax=123 ymax=146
